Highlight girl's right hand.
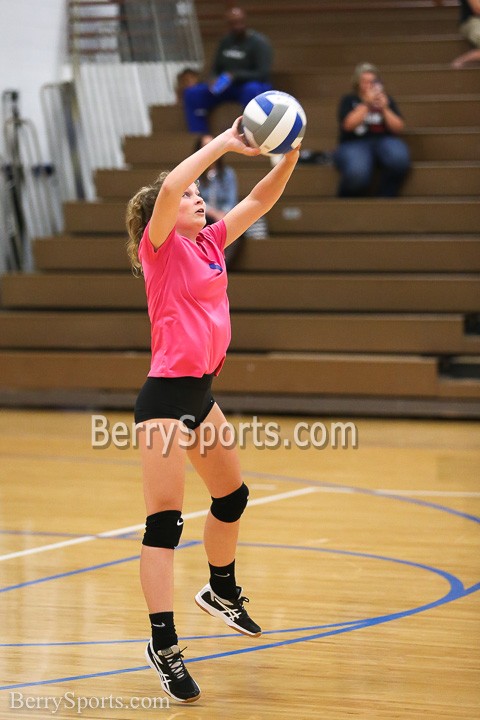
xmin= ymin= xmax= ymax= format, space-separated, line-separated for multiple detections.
xmin=223 ymin=117 xmax=262 ymax=156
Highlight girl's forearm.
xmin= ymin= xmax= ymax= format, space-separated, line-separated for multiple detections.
xmin=162 ymin=133 xmax=231 ymax=194
xmin=248 ymin=152 xmax=299 ymax=210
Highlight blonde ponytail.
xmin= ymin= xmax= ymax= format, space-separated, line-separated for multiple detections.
xmin=125 ymin=171 xmax=169 ymax=276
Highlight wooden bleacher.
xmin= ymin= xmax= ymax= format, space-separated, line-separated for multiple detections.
xmin=0 ymin=0 xmax=479 ymax=416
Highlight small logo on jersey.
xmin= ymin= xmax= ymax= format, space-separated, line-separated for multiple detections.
xmin=209 ymin=262 xmax=223 ymax=274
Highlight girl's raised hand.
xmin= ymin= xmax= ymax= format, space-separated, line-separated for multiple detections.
xmin=224 ymin=117 xmax=262 ymax=156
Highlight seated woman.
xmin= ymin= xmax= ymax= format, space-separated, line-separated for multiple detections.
xmin=334 ymin=62 xmax=411 ymax=198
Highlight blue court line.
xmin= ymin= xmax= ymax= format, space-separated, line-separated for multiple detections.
xmin=0 ymin=473 xmax=476 ymax=601
xmin=0 ymin=541 xmax=201 ymax=595
xmin=0 ymin=555 xmax=140 ymax=595
xmin=239 ymin=542 xmax=467 ymax=593
xmin=1 ymin=542 xmax=477 ymax=692
xmin=461 ymin=581 xmax=480 ymax=597
xmin=372 ymin=489 xmax=480 ymax=525
xmin=2 ymin=471 xmax=477 ymax=552
xmin=243 ymin=470 xmax=480 ymax=525
xmin=1 ymin=472 xmax=478 ymax=692
xmin=0 ymin=666 xmax=149 ymax=691
xmin=0 ymin=621 xmax=361 ymax=648
xmin=0 ymin=529 xmax=92 ymax=538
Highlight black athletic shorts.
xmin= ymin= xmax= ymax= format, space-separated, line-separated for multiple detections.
xmin=134 ymin=374 xmax=215 ymax=429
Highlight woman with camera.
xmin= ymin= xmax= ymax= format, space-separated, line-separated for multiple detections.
xmin=333 ymin=62 xmax=411 ymax=197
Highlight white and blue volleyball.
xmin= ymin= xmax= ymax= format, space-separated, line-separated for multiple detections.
xmin=242 ymin=91 xmax=307 ymax=155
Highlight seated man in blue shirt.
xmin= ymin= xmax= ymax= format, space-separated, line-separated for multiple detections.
xmin=183 ymin=6 xmax=273 ymax=134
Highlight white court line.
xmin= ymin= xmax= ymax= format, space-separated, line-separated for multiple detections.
xmin=0 ymin=486 xmax=318 ymax=562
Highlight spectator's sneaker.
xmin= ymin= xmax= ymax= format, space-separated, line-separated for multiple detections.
xmin=195 ymin=583 xmax=262 ymax=637
xmin=145 ymin=640 xmax=200 ymax=703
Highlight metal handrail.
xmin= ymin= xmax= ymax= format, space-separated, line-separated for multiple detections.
xmin=1 ymin=91 xmax=64 ymax=272
xmin=68 ymin=0 xmax=204 ymax=68
xmin=28 ymin=1 xmax=205 ymax=221
xmin=0 ymin=152 xmax=23 ymax=273
xmin=40 ymin=82 xmax=91 ymax=201
xmin=39 ymin=0 xmax=205 ymax=202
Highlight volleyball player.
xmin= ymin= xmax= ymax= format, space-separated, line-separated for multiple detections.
xmin=125 ymin=118 xmax=299 ymax=703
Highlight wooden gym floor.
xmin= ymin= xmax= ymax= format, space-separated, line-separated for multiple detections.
xmin=0 ymin=409 xmax=479 ymax=719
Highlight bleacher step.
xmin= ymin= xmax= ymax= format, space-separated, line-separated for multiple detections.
xmin=278 ymin=67 xmax=480 ymax=98
xmin=0 ymin=349 xmax=454 ymax=398
xmin=95 ymin=164 xmax=480 ymax=200
xmin=150 ymin=97 xmax=480 ymax=134
xmin=2 ymin=272 xmax=479 ymax=312
xmin=62 ymin=198 xmax=480 ymax=234
xmin=1 ymin=311 xmax=479 ymax=355
xmin=33 ymin=235 xmax=480 ymax=273
xmin=122 ymin=129 xmax=480 ymax=165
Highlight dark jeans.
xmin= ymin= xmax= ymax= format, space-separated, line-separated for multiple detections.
xmin=183 ymin=80 xmax=273 ymax=134
xmin=334 ymin=136 xmax=411 ymax=197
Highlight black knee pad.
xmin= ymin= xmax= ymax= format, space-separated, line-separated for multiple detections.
xmin=142 ymin=510 xmax=184 ymax=548
xmin=210 ymin=482 xmax=249 ymax=523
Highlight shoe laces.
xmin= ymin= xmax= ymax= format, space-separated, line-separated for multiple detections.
xmin=164 ymin=647 xmax=188 ymax=680
xmin=235 ymin=594 xmax=250 ymax=616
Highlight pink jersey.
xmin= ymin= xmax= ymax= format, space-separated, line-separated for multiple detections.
xmin=138 ymin=219 xmax=231 ymax=378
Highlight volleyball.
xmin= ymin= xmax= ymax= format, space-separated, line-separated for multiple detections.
xmin=242 ymin=91 xmax=307 ymax=155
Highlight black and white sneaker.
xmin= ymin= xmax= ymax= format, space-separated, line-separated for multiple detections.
xmin=145 ymin=640 xmax=200 ymax=703
xmin=195 ymin=583 xmax=262 ymax=637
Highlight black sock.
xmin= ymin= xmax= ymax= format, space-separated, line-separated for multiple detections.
xmin=149 ymin=611 xmax=177 ymax=651
xmin=209 ymin=559 xmax=237 ymax=599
